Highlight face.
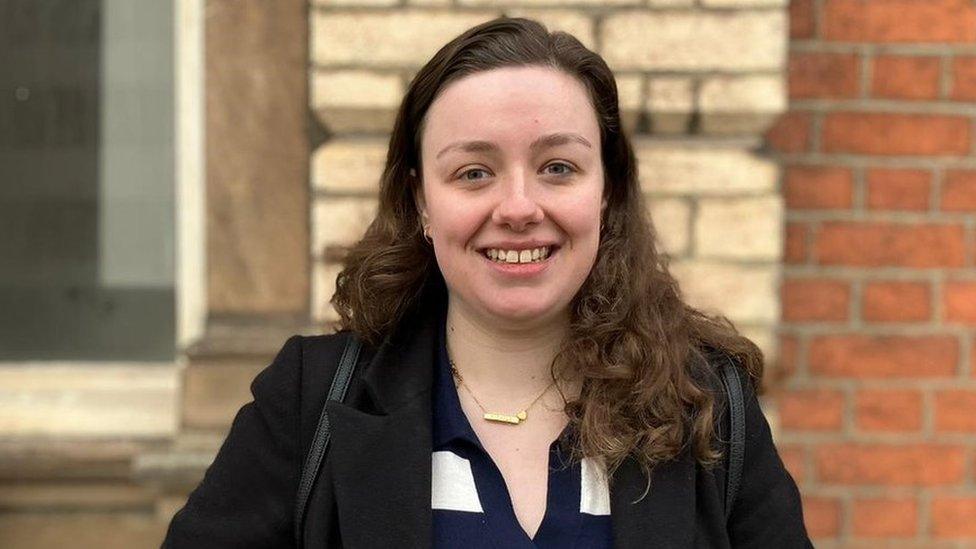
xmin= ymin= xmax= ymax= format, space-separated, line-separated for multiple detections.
xmin=416 ymin=65 xmax=606 ymax=328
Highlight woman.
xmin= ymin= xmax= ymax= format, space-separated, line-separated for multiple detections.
xmin=164 ymin=17 xmax=811 ymax=548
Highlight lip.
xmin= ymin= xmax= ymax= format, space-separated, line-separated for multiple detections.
xmin=480 ymin=246 xmax=558 ymax=278
xmin=476 ymin=240 xmax=560 ymax=252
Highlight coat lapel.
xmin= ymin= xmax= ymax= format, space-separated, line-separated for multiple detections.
xmin=327 ymin=395 xmax=432 ymax=547
xmin=324 ymin=278 xmax=699 ymax=547
xmin=326 ymin=280 xmax=443 ymax=548
xmin=610 ymin=448 xmax=697 ymax=548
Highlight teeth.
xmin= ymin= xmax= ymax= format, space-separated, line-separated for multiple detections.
xmin=483 ymin=246 xmax=553 ymax=264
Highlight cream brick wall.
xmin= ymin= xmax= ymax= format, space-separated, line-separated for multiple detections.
xmin=311 ymin=70 xmax=402 ymax=133
xmin=670 ymin=261 xmax=779 ymax=324
xmin=309 ymin=1 xmax=788 ymax=366
xmin=646 ymin=77 xmax=693 ymax=135
xmin=312 ymin=140 xmax=387 ymax=193
xmin=601 ymin=11 xmax=786 ymax=71
xmin=699 ymin=75 xmax=787 ymax=134
xmin=503 ymin=9 xmax=596 ymax=50
xmin=311 ymin=197 xmax=378 ymax=253
xmin=647 ymin=197 xmax=691 ymax=256
xmin=312 ymin=11 xmax=500 ymax=67
xmin=701 ymin=0 xmax=786 ymax=7
xmin=637 ymin=141 xmax=777 ymax=195
xmin=696 ymin=196 xmax=783 ymax=261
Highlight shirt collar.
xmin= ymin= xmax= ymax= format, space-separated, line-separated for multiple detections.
xmin=432 ymin=307 xmax=483 ymax=450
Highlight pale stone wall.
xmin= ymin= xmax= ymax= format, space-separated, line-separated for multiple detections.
xmin=309 ymin=1 xmax=787 ymax=368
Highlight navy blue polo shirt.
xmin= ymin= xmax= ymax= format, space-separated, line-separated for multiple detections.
xmin=431 ymin=315 xmax=613 ymax=548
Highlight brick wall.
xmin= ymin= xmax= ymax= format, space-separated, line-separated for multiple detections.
xmin=309 ymin=0 xmax=790 ymax=374
xmin=769 ymin=0 xmax=976 ymax=545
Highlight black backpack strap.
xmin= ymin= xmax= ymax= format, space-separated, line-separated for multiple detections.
xmin=294 ymin=334 xmax=362 ymax=547
xmin=719 ymin=355 xmax=746 ymax=523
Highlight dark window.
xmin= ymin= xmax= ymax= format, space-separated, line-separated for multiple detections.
xmin=0 ymin=0 xmax=175 ymax=360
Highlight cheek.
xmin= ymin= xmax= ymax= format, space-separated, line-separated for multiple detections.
xmin=558 ymin=194 xmax=604 ymax=241
xmin=430 ymin=202 xmax=485 ymax=257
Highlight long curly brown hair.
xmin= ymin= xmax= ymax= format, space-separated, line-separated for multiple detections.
xmin=330 ymin=16 xmax=765 ymax=491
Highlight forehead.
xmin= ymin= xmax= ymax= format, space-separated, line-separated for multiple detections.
xmin=421 ymin=66 xmax=600 ymax=157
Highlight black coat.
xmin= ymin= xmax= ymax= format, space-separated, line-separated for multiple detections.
xmin=163 ymin=292 xmax=812 ymax=548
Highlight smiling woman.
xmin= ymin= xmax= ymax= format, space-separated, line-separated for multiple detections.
xmin=164 ymin=16 xmax=812 ymax=549
xmin=417 ymin=66 xmax=605 ymax=329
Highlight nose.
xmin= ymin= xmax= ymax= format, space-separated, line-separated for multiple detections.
xmin=490 ymin=170 xmax=544 ymax=232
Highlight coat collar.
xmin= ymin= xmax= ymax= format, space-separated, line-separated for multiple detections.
xmin=325 ymin=278 xmax=697 ymax=548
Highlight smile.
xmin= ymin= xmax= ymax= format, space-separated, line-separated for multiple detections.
xmin=482 ymin=245 xmax=556 ymax=264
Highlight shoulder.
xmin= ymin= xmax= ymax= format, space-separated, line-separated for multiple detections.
xmin=258 ymin=331 xmax=365 ymax=382
xmin=299 ymin=330 xmax=363 ymax=365
xmin=296 ymin=330 xmax=376 ymax=394
xmin=248 ymin=331 xmax=366 ymax=414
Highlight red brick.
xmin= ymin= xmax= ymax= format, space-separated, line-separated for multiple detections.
xmin=766 ymin=112 xmax=812 ymax=153
xmin=809 ymin=335 xmax=958 ymax=378
xmin=779 ymin=389 xmax=846 ymax=431
xmin=776 ymin=333 xmax=800 ymax=379
xmin=943 ymin=170 xmax=976 ymax=211
xmin=855 ymin=389 xmax=923 ymax=432
xmin=780 ymin=444 xmax=806 ymax=485
xmin=803 ymin=496 xmax=842 ymax=538
xmin=789 ymin=52 xmax=860 ymax=99
xmin=815 ymin=444 xmax=966 ymax=486
xmin=866 ymin=168 xmax=931 ymax=211
xmin=944 ymin=280 xmax=976 ymax=324
xmin=822 ymin=112 xmax=971 ymax=156
xmin=853 ymin=498 xmax=918 ymax=537
xmin=932 ymin=497 xmax=976 ymax=538
xmin=972 ymin=340 xmax=976 ymax=379
xmin=935 ymin=390 xmax=976 ymax=432
xmin=782 ymin=278 xmax=850 ymax=321
xmin=785 ymin=166 xmax=854 ymax=209
xmin=863 ymin=280 xmax=931 ymax=322
xmin=951 ymin=57 xmax=976 ymax=101
xmin=823 ymin=0 xmax=976 ymax=43
xmin=785 ymin=223 xmax=808 ymax=264
xmin=815 ymin=222 xmax=966 ymax=268
xmin=871 ymin=55 xmax=942 ymax=100
xmin=790 ymin=0 xmax=815 ymax=40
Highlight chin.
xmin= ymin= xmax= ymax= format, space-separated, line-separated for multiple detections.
xmin=480 ymin=295 xmax=561 ymax=323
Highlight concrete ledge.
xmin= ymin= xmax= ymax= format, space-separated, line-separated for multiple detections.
xmin=133 ymin=433 xmax=222 ymax=492
xmin=0 ymin=439 xmax=167 ymax=482
xmin=0 ymin=364 xmax=179 ymax=438
xmin=0 ymin=513 xmax=168 ymax=549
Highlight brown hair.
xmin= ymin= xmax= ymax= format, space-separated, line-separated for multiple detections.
xmin=330 ymin=16 xmax=764 ymax=490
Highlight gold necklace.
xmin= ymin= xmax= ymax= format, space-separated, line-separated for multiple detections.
xmin=449 ymin=357 xmax=555 ymax=425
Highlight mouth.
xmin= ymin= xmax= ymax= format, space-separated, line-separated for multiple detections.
xmin=478 ymin=244 xmax=561 ymax=264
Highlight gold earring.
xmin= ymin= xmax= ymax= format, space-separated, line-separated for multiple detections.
xmin=423 ymin=225 xmax=433 ymax=244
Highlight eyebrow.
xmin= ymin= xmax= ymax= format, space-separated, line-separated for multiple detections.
xmin=434 ymin=132 xmax=593 ymax=161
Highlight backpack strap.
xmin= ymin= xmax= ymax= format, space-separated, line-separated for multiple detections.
xmin=719 ymin=355 xmax=746 ymax=523
xmin=294 ymin=334 xmax=362 ymax=547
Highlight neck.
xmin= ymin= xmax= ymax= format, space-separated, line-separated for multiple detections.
xmin=444 ymin=297 xmax=579 ymax=406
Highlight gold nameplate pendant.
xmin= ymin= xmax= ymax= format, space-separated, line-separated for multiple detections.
xmin=483 ymin=411 xmax=529 ymax=425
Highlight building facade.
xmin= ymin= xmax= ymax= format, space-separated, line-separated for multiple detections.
xmin=2 ymin=1 xmax=974 ymax=547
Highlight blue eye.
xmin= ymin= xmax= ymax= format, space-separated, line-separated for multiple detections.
xmin=545 ymin=162 xmax=575 ymax=176
xmin=457 ymin=163 xmax=576 ymax=182
xmin=458 ymin=168 xmax=490 ymax=181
